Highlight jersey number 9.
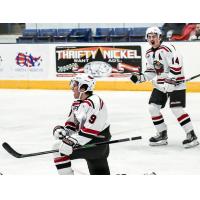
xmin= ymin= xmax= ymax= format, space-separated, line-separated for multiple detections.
xmin=89 ymin=114 xmax=97 ymax=124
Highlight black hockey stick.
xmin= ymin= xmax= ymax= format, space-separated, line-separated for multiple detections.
xmin=2 ymin=136 xmax=142 ymax=158
xmin=185 ymin=73 xmax=200 ymax=82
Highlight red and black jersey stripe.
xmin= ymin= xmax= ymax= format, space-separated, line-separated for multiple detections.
xmin=65 ymin=121 xmax=76 ymax=131
xmin=157 ymin=78 xmax=165 ymax=84
xmin=170 ymin=66 xmax=182 ymax=75
xmin=79 ymin=127 xmax=100 ymax=139
xmin=176 ymin=76 xmax=185 ymax=84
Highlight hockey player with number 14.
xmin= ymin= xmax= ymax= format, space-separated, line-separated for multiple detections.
xmin=130 ymin=26 xmax=199 ymax=148
xmin=52 ymin=74 xmax=111 ymax=175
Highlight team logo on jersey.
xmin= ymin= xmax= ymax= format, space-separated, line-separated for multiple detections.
xmin=16 ymin=52 xmax=42 ymax=67
xmin=72 ymin=101 xmax=81 ymax=110
xmin=153 ymin=60 xmax=164 ymax=75
xmin=73 ymin=106 xmax=79 ymax=111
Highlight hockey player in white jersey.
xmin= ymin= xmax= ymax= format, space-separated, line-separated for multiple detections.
xmin=52 ymin=74 xmax=111 ymax=175
xmin=130 ymin=26 xmax=199 ymax=148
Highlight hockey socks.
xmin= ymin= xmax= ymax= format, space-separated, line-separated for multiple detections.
xmin=151 ymin=114 xmax=167 ymax=133
xmin=53 ymin=140 xmax=74 ymax=175
xmin=149 ymin=104 xmax=167 ymax=133
xmin=54 ymin=155 xmax=74 ymax=175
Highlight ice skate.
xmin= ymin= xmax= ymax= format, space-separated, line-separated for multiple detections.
xmin=149 ymin=130 xmax=168 ymax=146
xmin=183 ymin=130 xmax=199 ymax=148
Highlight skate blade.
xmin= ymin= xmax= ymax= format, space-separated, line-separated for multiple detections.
xmin=149 ymin=140 xmax=168 ymax=146
xmin=183 ymin=140 xmax=199 ymax=149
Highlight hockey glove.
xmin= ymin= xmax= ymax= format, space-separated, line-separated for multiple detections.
xmin=130 ymin=72 xmax=146 ymax=84
xmin=53 ymin=125 xmax=74 ymax=140
xmin=164 ymin=78 xmax=177 ymax=93
xmin=59 ymin=136 xmax=79 ymax=155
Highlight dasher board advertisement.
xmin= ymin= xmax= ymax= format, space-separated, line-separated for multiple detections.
xmin=0 ymin=44 xmax=50 ymax=80
xmin=56 ymin=45 xmax=142 ymax=78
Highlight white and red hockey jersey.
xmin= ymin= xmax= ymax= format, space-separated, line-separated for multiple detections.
xmin=144 ymin=43 xmax=186 ymax=91
xmin=64 ymin=94 xmax=110 ymax=146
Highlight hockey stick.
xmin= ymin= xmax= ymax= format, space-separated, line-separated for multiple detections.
xmin=2 ymin=136 xmax=142 ymax=158
xmin=185 ymin=73 xmax=200 ymax=82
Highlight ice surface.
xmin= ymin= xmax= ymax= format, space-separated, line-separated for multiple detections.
xmin=0 ymin=89 xmax=200 ymax=175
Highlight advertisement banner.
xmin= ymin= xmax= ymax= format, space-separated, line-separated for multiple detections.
xmin=0 ymin=44 xmax=50 ymax=80
xmin=56 ymin=45 xmax=142 ymax=78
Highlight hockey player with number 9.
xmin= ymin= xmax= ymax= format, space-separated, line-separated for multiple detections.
xmin=130 ymin=26 xmax=199 ymax=148
xmin=52 ymin=73 xmax=111 ymax=175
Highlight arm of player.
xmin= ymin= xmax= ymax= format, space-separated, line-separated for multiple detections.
xmin=130 ymin=70 xmax=157 ymax=84
xmin=73 ymin=100 xmax=92 ymax=129
xmin=164 ymin=51 xmax=182 ymax=92
xmin=130 ymin=63 xmax=157 ymax=84
xmin=53 ymin=101 xmax=84 ymax=140
xmin=64 ymin=101 xmax=82 ymax=133
xmin=166 ymin=45 xmax=183 ymax=80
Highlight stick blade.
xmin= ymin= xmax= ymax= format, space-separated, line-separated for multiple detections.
xmin=2 ymin=142 xmax=22 ymax=158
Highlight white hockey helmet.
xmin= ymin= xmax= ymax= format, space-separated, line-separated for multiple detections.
xmin=70 ymin=73 xmax=96 ymax=92
xmin=145 ymin=26 xmax=162 ymax=40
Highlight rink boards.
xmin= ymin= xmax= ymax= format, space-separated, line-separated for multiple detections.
xmin=0 ymin=80 xmax=200 ymax=92
xmin=0 ymin=42 xmax=200 ymax=92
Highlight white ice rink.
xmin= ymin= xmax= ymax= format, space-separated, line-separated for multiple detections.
xmin=0 ymin=89 xmax=200 ymax=175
